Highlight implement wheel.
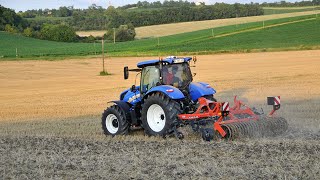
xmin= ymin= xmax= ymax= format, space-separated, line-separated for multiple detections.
xmin=141 ymin=93 xmax=182 ymax=136
xmin=101 ymin=105 xmax=129 ymax=136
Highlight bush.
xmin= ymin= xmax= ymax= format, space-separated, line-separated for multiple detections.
xmin=40 ymin=24 xmax=77 ymax=42
xmin=23 ymin=27 xmax=33 ymax=37
xmin=105 ymin=23 xmax=136 ymax=42
xmin=84 ymin=35 xmax=96 ymax=43
xmin=4 ymin=24 xmax=19 ymax=33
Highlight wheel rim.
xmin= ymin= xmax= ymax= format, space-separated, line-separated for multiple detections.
xmin=147 ymin=104 xmax=166 ymax=132
xmin=106 ymin=114 xmax=119 ymax=134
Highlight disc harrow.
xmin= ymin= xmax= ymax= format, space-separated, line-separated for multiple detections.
xmin=219 ymin=117 xmax=288 ymax=140
xmin=178 ymin=96 xmax=288 ymax=141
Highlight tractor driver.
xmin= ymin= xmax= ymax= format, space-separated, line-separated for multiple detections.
xmin=162 ymin=66 xmax=181 ymax=87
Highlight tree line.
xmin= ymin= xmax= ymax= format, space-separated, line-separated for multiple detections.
xmin=261 ymin=0 xmax=320 ymax=7
xmin=123 ymin=3 xmax=263 ymax=28
xmin=0 ymin=5 xmax=28 ymax=32
xmin=119 ymin=0 xmax=197 ymax=9
xmin=19 ymin=6 xmax=74 ymax=18
xmin=74 ymin=3 xmax=263 ymax=30
xmin=21 ymin=2 xmax=264 ymax=31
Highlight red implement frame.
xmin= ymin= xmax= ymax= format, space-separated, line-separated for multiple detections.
xmin=178 ymin=97 xmax=223 ymax=121
xmin=178 ymin=96 xmax=280 ymax=138
xmin=214 ymin=96 xmax=259 ymax=137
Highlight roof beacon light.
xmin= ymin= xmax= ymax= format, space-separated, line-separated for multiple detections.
xmin=174 ymin=58 xmax=185 ymax=63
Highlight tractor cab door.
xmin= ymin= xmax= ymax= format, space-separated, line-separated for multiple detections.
xmin=140 ymin=66 xmax=160 ymax=94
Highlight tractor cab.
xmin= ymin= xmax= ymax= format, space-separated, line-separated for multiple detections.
xmin=138 ymin=57 xmax=193 ymax=95
xmin=123 ymin=56 xmax=216 ymax=104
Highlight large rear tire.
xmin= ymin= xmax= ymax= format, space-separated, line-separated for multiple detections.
xmin=141 ymin=93 xmax=182 ymax=136
xmin=102 ymin=105 xmax=129 ymax=136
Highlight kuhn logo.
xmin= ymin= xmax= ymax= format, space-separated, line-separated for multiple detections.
xmin=181 ymin=115 xmax=199 ymax=119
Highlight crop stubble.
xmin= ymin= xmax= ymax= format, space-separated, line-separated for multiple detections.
xmin=1 ymin=50 xmax=320 ymax=179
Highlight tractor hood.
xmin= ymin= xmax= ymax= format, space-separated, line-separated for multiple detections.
xmin=120 ymin=86 xmax=141 ymax=105
xmin=189 ymin=82 xmax=216 ymax=101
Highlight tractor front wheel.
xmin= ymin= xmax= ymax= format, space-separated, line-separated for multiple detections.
xmin=102 ymin=105 xmax=129 ymax=136
xmin=141 ymin=93 xmax=182 ymax=136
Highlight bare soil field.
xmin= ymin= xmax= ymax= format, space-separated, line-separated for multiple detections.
xmin=76 ymin=11 xmax=320 ymax=38
xmin=1 ymin=50 xmax=320 ymax=179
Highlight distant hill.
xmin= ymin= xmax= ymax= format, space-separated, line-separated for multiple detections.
xmin=77 ymin=10 xmax=320 ymax=39
xmin=1 ymin=14 xmax=319 ymax=59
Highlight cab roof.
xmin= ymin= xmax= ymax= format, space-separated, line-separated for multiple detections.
xmin=137 ymin=56 xmax=192 ymax=68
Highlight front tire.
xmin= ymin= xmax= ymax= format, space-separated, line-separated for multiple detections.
xmin=102 ymin=105 xmax=129 ymax=136
xmin=141 ymin=93 xmax=182 ymax=136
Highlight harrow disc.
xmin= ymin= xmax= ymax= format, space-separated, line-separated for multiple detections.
xmin=219 ymin=117 xmax=288 ymax=140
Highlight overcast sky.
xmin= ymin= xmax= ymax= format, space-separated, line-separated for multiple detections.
xmin=1 ymin=0 xmax=302 ymax=12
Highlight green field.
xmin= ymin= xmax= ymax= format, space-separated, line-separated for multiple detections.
xmin=0 ymin=33 xmax=98 ymax=58
xmin=0 ymin=15 xmax=319 ymax=59
xmin=263 ymin=6 xmax=320 ymax=15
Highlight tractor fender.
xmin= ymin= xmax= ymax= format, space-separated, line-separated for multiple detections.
xmin=110 ymin=100 xmax=131 ymax=120
xmin=145 ymin=85 xmax=185 ymax=100
xmin=189 ymin=82 xmax=216 ymax=101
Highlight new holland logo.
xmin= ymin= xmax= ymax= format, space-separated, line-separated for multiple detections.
xmin=128 ymin=94 xmax=140 ymax=103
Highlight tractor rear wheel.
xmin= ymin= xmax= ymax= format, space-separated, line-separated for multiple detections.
xmin=102 ymin=105 xmax=129 ymax=136
xmin=141 ymin=93 xmax=182 ymax=136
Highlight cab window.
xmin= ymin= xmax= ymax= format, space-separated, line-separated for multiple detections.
xmin=140 ymin=66 xmax=160 ymax=93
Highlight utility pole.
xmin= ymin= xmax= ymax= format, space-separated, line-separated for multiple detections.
xmin=113 ymin=28 xmax=116 ymax=44
xmin=314 ymin=4 xmax=318 ymax=18
xmin=157 ymin=37 xmax=160 ymax=46
xmin=263 ymin=21 xmax=265 ymax=29
xmin=236 ymin=14 xmax=238 ymax=28
xmin=102 ymin=36 xmax=105 ymax=73
xmin=16 ymin=48 xmax=18 ymax=57
xmin=212 ymin=29 xmax=214 ymax=37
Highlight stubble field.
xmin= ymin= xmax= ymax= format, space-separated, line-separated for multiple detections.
xmin=1 ymin=50 xmax=320 ymax=179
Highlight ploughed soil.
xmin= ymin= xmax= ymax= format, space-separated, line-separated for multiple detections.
xmin=1 ymin=50 xmax=320 ymax=179
xmin=1 ymin=130 xmax=319 ymax=179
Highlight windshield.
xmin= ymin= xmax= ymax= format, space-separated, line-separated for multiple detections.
xmin=140 ymin=66 xmax=160 ymax=93
xmin=161 ymin=62 xmax=192 ymax=89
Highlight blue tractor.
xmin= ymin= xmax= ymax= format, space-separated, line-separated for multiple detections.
xmin=102 ymin=56 xmax=216 ymax=138
xmin=102 ymin=56 xmax=287 ymax=140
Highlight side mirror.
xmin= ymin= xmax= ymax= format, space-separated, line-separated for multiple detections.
xmin=131 ymin=85 xmax=136 ymax=92
xmin=124 ymin=66 xmax=129 ymax=79
xmin=193 ymin=56 xmax=197 ymax=64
